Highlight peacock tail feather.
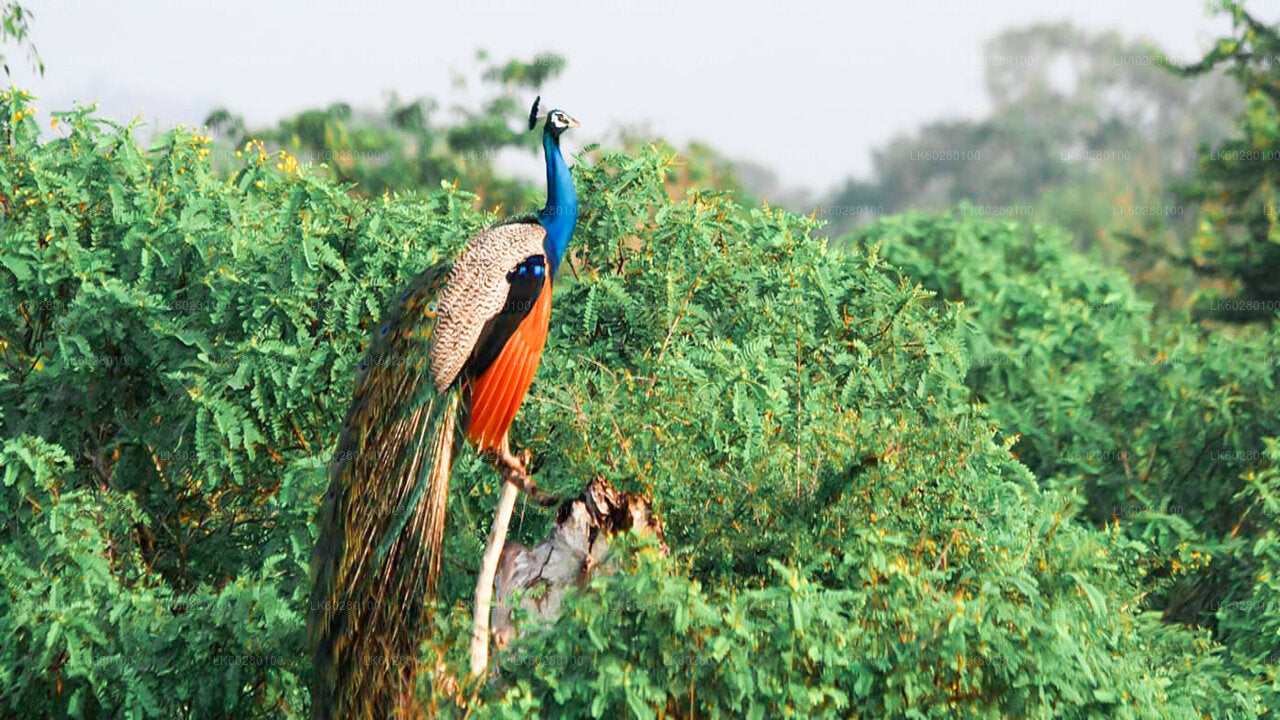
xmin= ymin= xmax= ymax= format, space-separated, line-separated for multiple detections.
xmin=308 ymin=261 xmax=464 ymax=720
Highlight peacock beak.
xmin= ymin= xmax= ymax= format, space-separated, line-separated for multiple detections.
xmin=566 ymin=116 xmax=581 ymax=129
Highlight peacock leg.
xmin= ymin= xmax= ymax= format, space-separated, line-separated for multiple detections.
xmin=495 ymin=434 xmax=529 ymax=475
xmin=490 ymin=434 xmax=557 ymax=507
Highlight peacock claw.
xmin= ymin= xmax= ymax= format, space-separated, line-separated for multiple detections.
xmin=493 ymin=446 xmax=528 ymax=477
xmin=487 ymin=443 xmax=557 ymax=507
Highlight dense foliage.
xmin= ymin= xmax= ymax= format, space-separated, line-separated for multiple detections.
xmin=2 ymin=79 xmax=1277 ymax=718
xmin=866 ymin=210 xmax=1280 ymax=710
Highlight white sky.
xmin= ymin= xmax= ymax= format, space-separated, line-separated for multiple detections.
xmin=9 ymin=0 xmax=1279 ymax=193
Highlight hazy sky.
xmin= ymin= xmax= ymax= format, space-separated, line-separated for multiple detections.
xmin=9 ymin=0 xmax=1278 ymax=192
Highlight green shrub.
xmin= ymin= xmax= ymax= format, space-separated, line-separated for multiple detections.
xmin=863 ymin=207 xmax=1280 ymax=711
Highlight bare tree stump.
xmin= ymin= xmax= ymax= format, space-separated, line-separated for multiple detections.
xmin=491 ymin=476 xmax=666 ymax=651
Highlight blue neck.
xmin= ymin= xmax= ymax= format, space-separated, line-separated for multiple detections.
xmin=538 ymin=131 xmax=577 ymax=279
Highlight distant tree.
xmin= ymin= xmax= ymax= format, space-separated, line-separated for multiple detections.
xmin=818 ymin=23 xmax=1238 ymax=255
xmin=1168 ymin=1 xmax=1280 ymax=321
xmin=205 ymin=52 xmax=566 ymax=212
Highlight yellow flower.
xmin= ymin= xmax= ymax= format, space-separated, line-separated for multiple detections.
xmin=277 ymin=151 xmax=299 ymax=175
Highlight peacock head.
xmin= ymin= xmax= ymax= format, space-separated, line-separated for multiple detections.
xmin=528 ymin=96 xmax=580 ymax=138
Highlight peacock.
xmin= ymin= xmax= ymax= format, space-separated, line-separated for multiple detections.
xmin=308 ymin=97 xmax=580 ymax=719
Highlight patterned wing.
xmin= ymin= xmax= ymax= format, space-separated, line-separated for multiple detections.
xmin=464 ymin=254 xmax=548 ymax=382
xmin=429 ymin=220 xmax=546 ymax=391
xmin=464 ymin=256 xmax=553 ymax=450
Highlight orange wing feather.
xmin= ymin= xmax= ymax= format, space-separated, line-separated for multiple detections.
xmin=466 ymin=277 xmax=553 ymax=450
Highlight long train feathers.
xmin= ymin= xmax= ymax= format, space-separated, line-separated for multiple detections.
xmin=309 ymin=223 xmax=552 ymax=718
xmin=309 ymin=261 xmax=461 ymax=720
